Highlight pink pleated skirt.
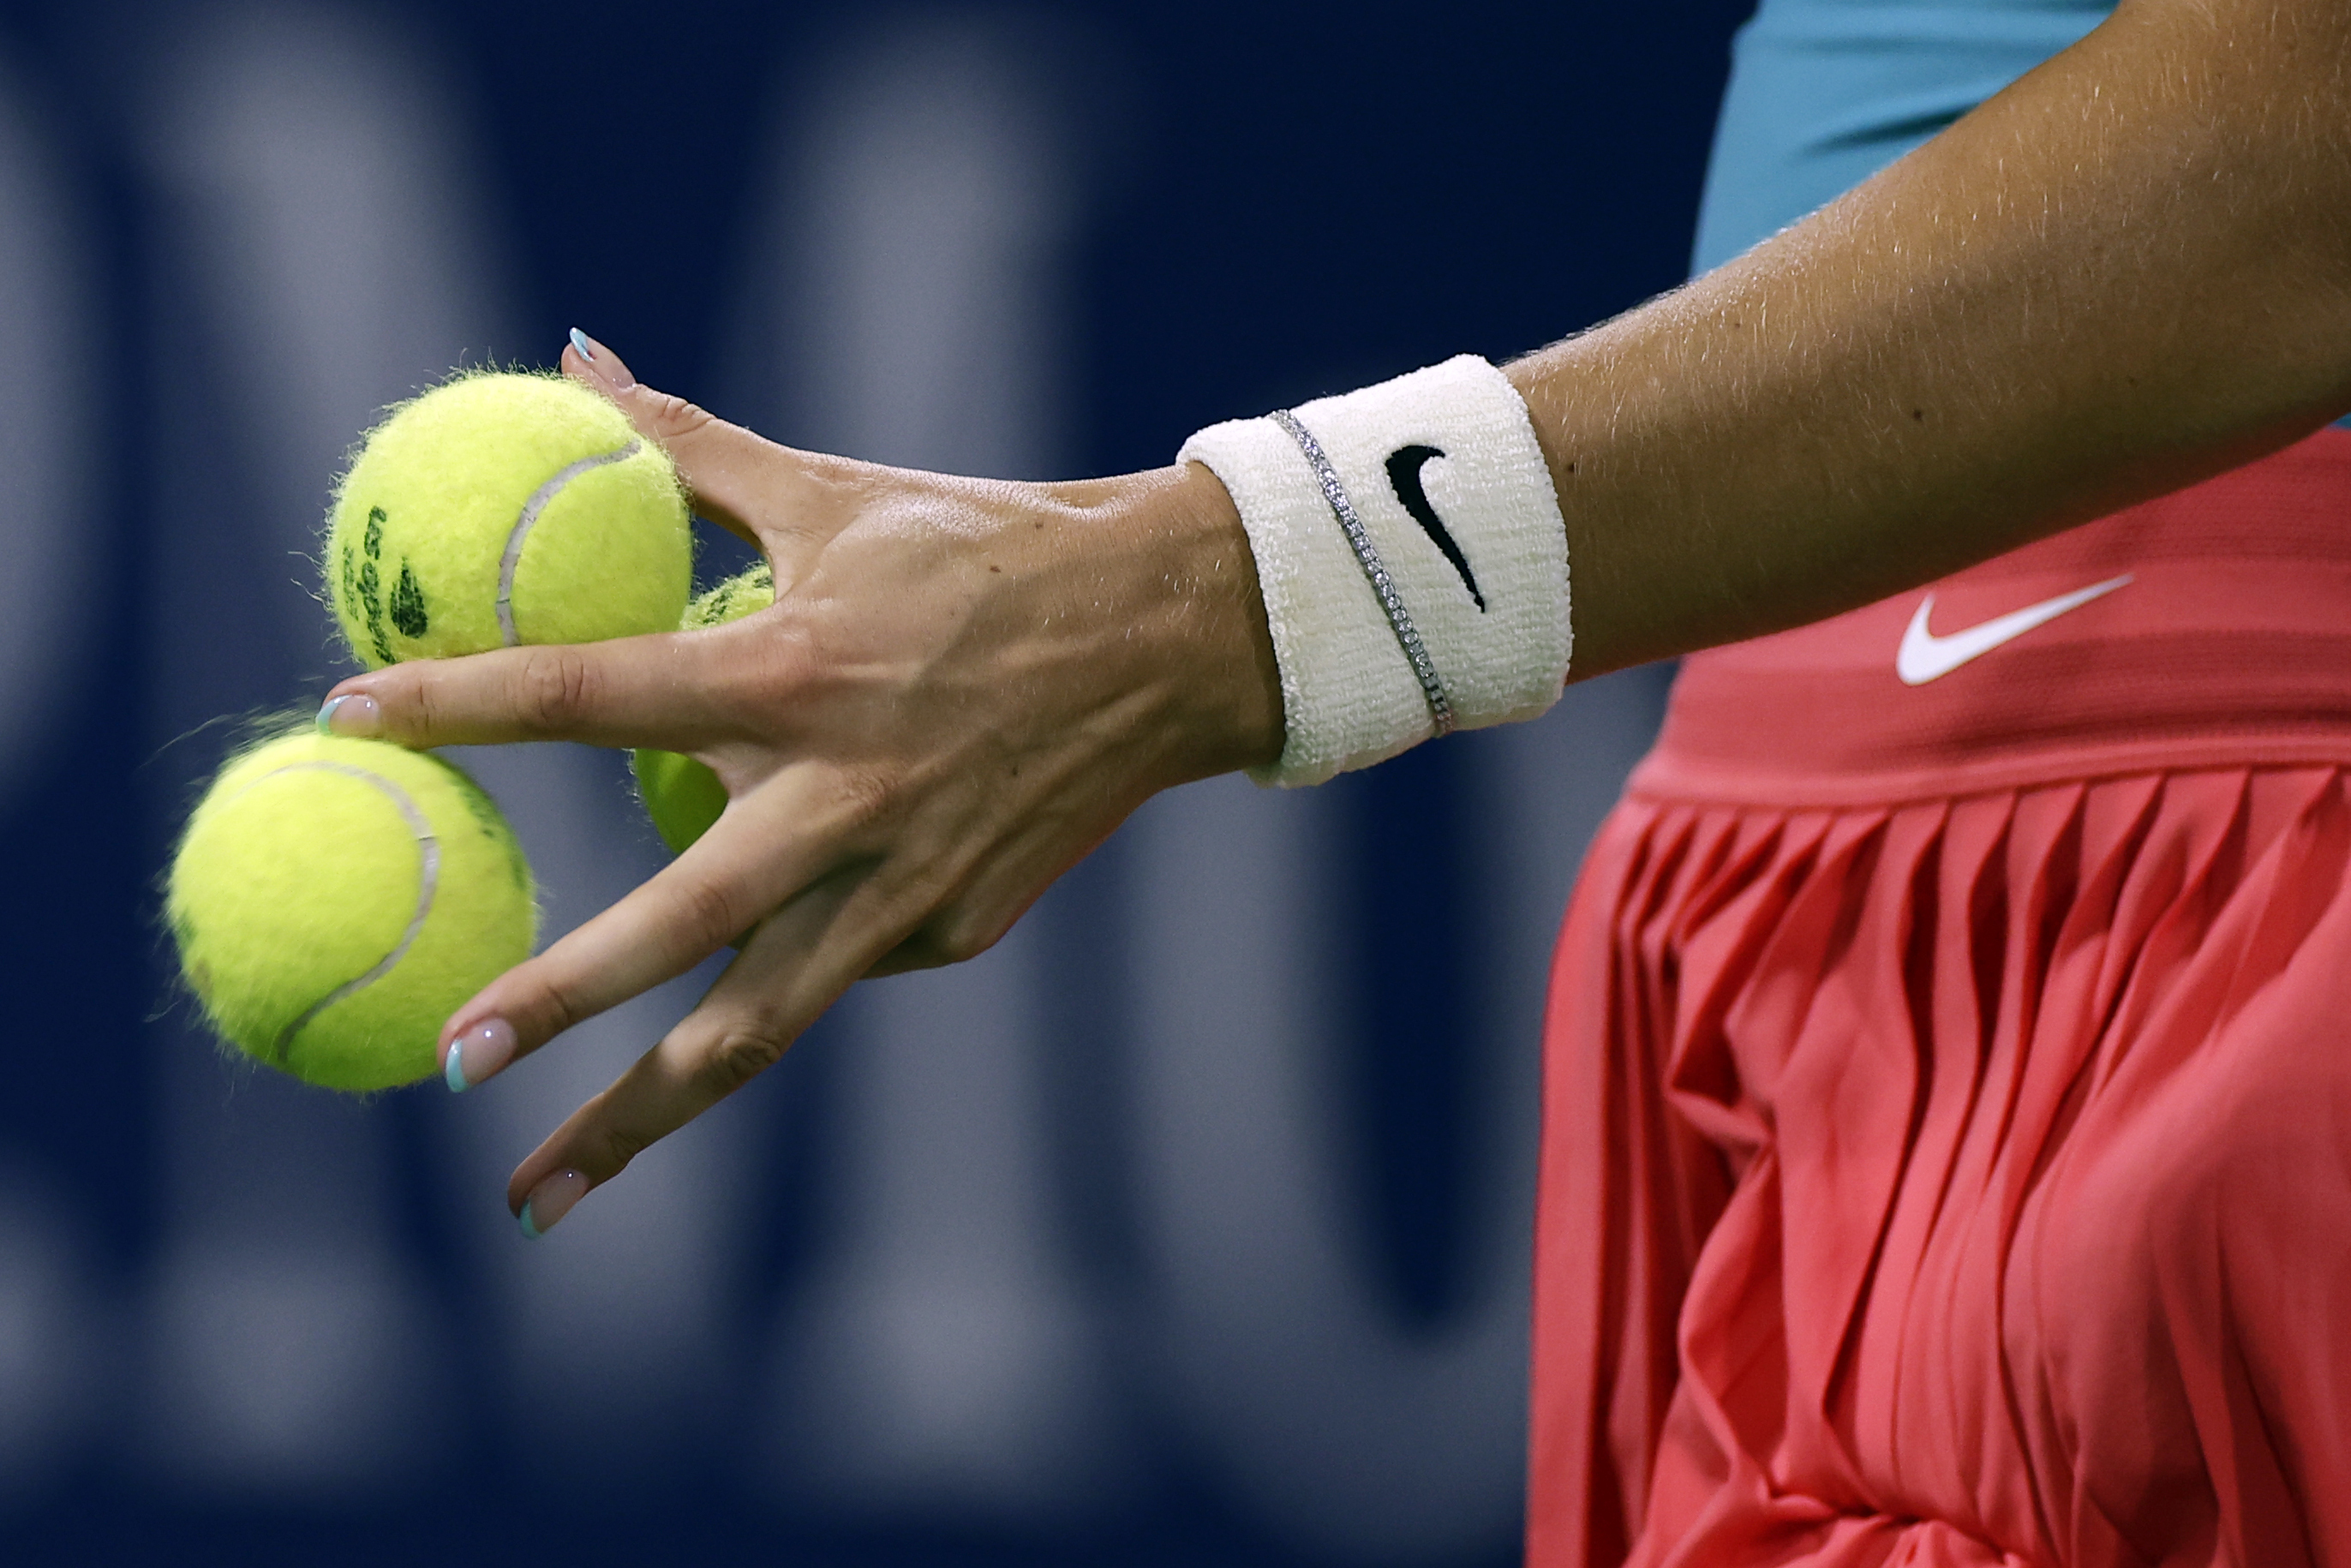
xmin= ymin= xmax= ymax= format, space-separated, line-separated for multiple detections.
xmin=1528 ymin=431 xmax=2351 ymax=1568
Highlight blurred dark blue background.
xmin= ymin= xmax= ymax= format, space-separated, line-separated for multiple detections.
xmin=0 ymin=1 xmax=1746 ymax=1562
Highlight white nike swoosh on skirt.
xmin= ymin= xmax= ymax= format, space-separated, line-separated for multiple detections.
xmin=1895 ymin=573 xmax=2135 ymax=686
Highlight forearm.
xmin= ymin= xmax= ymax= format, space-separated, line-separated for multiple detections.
xmin=1506 ymin=0 xmax=2351 ymax=676
xmin=309 ymin=0 xmax=2351 ymax=1215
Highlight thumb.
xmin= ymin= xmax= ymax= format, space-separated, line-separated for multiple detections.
xmin=562 ymin=328 xmax=845 ymax=577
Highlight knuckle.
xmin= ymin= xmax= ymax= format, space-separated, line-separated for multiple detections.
xmin=514 ymin=647 xmax=598 ymax=733
xmin=934 ymin=929 xmax=990 ymax=967
xmin=700 ymin=1024 xmax=789 ymax=1095
xmin=709 ymin=624 xmax=811 ymax=717
xmin=752 ymin=623 xmax=819 ymax=691
xmin=588 ymin=1121 xmax=653 ymax=1176
xmin=529 ymin=971 xmax=590 ymax=1038
xmin=928 ymin=907 xmax=1008 ymax=967
xmin=835 ymin=763 xmax=900 ymax=826
xmin=405 ymin=676 xmax=440 ymax=739
xmin=670 ymin=876 xmax=751 ymax=952
xmin=645 ymin=392 xmax=716 ymax=446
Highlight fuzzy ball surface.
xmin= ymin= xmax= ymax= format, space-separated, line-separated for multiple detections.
xmin=168 ymin=731 xmax=538 ymax=1092
xmin=326 ymin=371 xmax=691 ymax=668
xmin=633 ymin=561 xmax=774 ymax=855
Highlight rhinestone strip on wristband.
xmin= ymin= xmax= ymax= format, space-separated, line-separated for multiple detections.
xmin=1267 ymin=408 xmax=1457 ymax=739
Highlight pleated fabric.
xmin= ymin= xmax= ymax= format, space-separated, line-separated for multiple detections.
xmin=1528 ymin=766 xmax=2351 ymax=1566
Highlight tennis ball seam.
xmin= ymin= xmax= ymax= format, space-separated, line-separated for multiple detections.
xmin=219 ymin=758 xmax=440 ymax=1065
xmin=324 ymin=370 xmax=689 ymax=668
xmin=170 ymin=730 xmax=537 ymax=1092
xmin=494 ymin=436 xmax=646 ymax=645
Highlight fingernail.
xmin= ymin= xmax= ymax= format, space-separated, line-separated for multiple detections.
xmin=566 ymin=328 xmax=634 ymax=392
xmin=444 ymin=1018 xmax=517 ymax=1092
xmin=518 ymin=1170 xmax=589 ymax=1239
xmin=315 ymin=692 xmax=381 ymax=737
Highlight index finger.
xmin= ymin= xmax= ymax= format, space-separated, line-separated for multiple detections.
xmin=320 ymin=631 xmax=730 ymax=751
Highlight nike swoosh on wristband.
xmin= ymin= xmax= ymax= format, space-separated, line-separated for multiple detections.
xmin=1895 ymin=573 xmax=2134 ymax=685
xmin=1386 ymin=445 xmax=1487 ymax=609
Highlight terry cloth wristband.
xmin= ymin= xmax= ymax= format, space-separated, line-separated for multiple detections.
xmin=1179 ymin=354 xmax=1572 ymax=787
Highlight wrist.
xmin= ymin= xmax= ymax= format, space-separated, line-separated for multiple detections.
xmin=1157 ymin=460 xmax=1288 ymax=779
xmin=1066 ymin=463 xmax=1283 ymax=785
xmin=1177 ymin=356 xmax=1573 ymax=785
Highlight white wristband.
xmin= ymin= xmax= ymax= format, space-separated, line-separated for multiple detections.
xmin=1179 ymin=355 xmax=1571 ymax=787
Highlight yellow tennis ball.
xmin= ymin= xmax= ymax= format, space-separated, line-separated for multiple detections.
xmin=632 ymin=562 xmax=774 ymax=854
xmin=326 ymin=370 xmax=691 ymax=668
xmin=167 ymin=731 xmax=538 ymax=1092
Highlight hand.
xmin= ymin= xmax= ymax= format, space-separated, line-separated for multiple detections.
xmin=320 ymin=332 xmax=1282 ymax=1233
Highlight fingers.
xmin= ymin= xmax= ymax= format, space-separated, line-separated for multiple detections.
xmin=437 ymin=763 xmax=862 ymax=1088
xmin=505 ymin=859 xmax=916 ymax=1229
xmin=320 ymin=632 xmax=731 ymax=751
xmin=561 ymin=331 xmax=847 ymax=579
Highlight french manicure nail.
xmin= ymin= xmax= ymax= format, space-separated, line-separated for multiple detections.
xmin=567 ymin=328 xmax=634 ymax=392
xmin=444 ymin=1018 xmax=517 ymax=1092
xmin=315 ymin=693 xmax=382 ymax=737
xmin=518 ymin=1169 xmax=589 ymax=1239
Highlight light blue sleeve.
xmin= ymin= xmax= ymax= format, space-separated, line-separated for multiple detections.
xmin=1690 ymin=0 xmax=2347 ymax=428
xmin=1691 ymin=0 xmax=2111 ymax=272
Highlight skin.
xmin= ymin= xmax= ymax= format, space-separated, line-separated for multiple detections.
xmin=323 ymin=0 xmax=2351 ymax=1231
